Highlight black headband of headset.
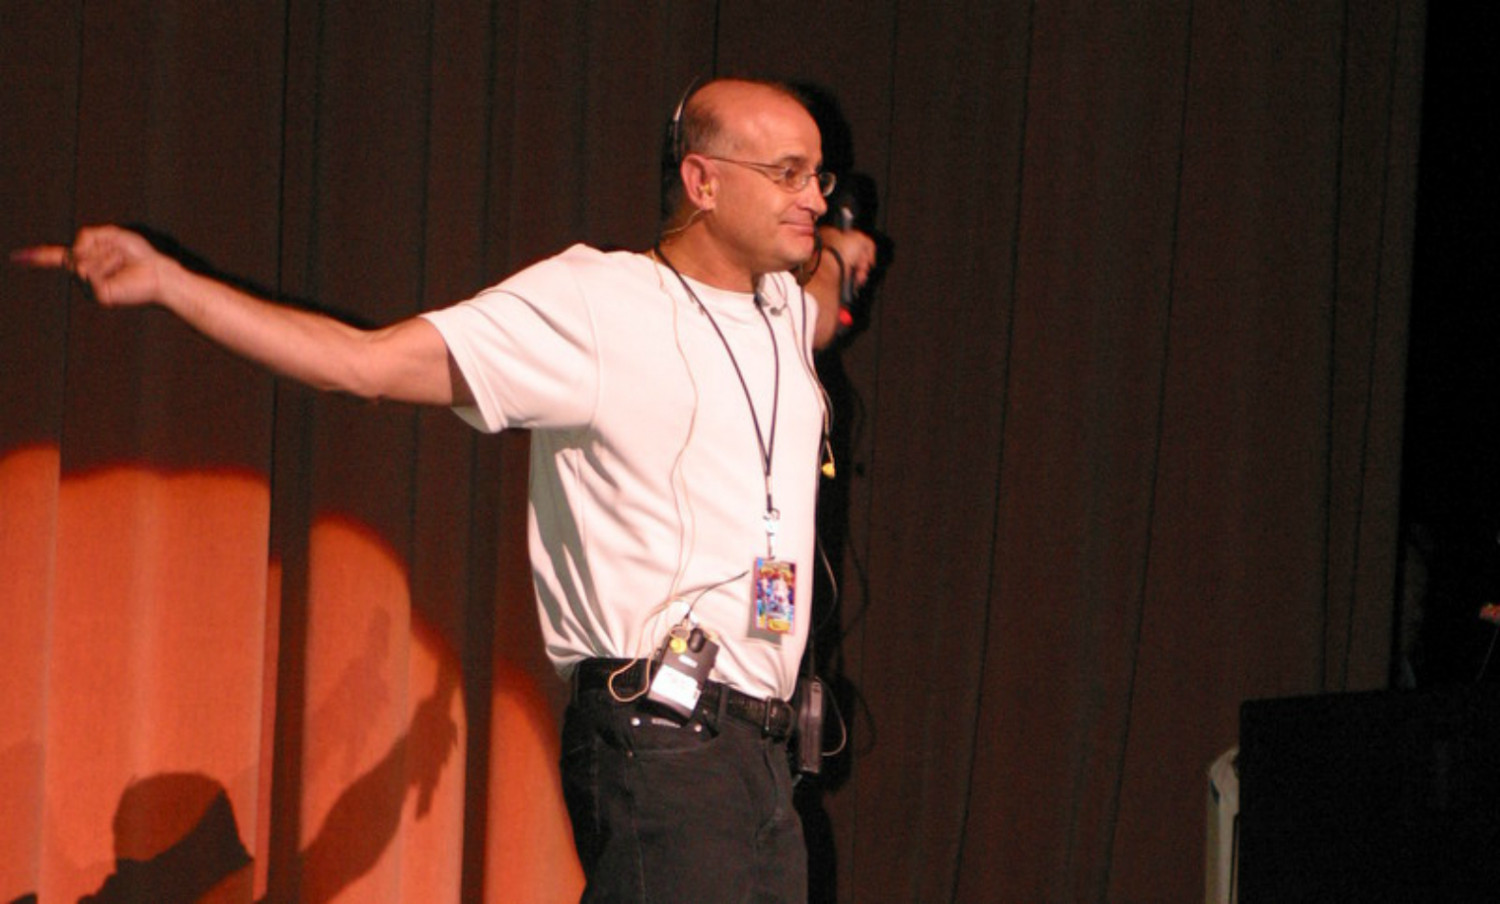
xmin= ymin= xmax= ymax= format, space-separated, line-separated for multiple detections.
xmin=668 ymin=77 xmax=701 ymax=166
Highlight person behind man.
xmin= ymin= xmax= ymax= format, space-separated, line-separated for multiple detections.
xmin=13 ymin=77 xmax=877 ymax=902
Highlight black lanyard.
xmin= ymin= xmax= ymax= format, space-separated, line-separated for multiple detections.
xmin=654 ymin=246 xmax=783 ymax=556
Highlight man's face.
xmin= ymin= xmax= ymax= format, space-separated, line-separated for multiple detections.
xmin=697 ymin=86 xmax=828 ymax=276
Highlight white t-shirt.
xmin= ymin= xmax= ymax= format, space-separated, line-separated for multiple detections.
xmin=421 ymin=244 xmax=826 ymax=701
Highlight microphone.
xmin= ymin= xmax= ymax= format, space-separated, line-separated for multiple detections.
xmin=820 ymin=174 xmax=880 ymax=340
xmin=832 ymin=196 xmax=858 ymax=334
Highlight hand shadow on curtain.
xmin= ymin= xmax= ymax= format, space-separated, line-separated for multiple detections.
xmin=10 ymin=667 xmax=458 ymax=904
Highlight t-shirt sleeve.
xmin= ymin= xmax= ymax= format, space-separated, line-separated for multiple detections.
xmin=420 ymin=248 xmax=600 ymax=433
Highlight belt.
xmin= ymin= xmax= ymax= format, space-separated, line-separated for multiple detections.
xmin=572 ymin=658 xmax=796 ymax=741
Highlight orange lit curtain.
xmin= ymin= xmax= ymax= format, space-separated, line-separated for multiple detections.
xmin=1 ymin=2 xmax=1422 ymax=902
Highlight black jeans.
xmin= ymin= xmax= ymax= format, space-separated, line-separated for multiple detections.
xmin=560 ymin=684 xmax=807 ymax=903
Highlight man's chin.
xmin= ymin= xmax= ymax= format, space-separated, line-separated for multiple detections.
xmin=782 ymin=238 xmax=818 ymax=270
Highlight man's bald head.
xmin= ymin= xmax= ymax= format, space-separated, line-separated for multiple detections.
xmin=659 ymin=78 xmax=814 ymax=225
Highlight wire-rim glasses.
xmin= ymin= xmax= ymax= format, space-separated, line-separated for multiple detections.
xmin=701 ymin=156 xmax=836 ymax=197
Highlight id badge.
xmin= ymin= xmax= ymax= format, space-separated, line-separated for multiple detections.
xmin=753 ymin=557 xmax=796 ymax=634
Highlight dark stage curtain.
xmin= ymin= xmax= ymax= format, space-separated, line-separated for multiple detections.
xmin=0 ymin=2 xmax=1423 ymax=901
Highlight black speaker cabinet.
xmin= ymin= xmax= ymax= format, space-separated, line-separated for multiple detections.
xmin=1238 ymin=684 xmax=1500 ymax=902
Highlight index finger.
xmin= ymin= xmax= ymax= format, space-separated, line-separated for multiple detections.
xmin=9 ymin=245 xmax=71 ymax=270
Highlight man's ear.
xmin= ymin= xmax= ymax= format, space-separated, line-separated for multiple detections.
xmin=679 ymin=156 xmax=718 ymax=211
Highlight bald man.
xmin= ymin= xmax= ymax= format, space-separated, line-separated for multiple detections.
xmin=16 ymin=77 xmax=877 ymax=902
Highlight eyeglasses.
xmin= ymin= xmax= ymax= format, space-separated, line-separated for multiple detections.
xmin=701 ymin=156 xmax=836 ymax=197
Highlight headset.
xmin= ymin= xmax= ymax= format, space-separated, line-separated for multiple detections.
xmin=660 ymin=78 xmax=703 ymax=222
xmin=657 ymin=80 xmax=702 ymax=224
xmin=669 ymin=77 xmax=700 ymax=166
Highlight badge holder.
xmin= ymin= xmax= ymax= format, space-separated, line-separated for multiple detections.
xmin=753 ymin=555 xmax=797 ymax=634
xmin=753 ymin=509 xmax=797 ymax=635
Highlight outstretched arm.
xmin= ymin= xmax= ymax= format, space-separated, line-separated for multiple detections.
xmin=12 ymin=225 xmax=471 ymax=407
